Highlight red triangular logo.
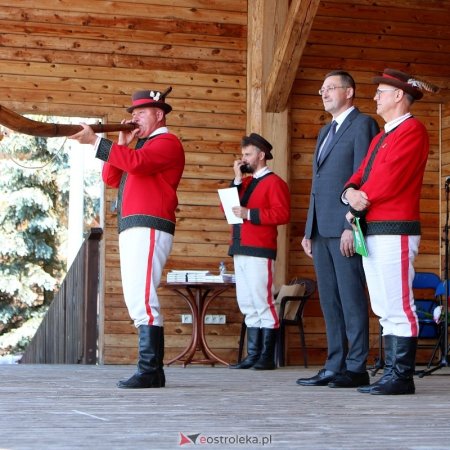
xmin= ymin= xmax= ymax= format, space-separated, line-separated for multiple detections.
xmin=179 ymin=432 xmax=192 ymax=446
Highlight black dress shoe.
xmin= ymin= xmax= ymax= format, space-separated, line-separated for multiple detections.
xmin=296 ymin=369 xmax=337 ymax=386
xmin=328 ymin=370 xmax=370 ymax=388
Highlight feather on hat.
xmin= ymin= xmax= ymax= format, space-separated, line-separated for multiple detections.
xmin=127 ymin=87 xmax=172 ymax=114
xmin=373 ymin=69 xmax=439 ymax=100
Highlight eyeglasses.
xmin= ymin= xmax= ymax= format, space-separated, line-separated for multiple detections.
xmin=318 ymin=86 xmax=348 ymax=95
xmin=375 ymin=88 xmax=398 ymax=97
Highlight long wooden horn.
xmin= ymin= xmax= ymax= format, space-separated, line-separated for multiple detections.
xmin=0 ymin=104 xmax=138 ymax=137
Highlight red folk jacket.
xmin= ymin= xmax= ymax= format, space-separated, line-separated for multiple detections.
xmin=344 ymin=117 xmax=429 ymax=235
xmin=228 ymin=172 xmax=291 ymax=260
xmin=96 ymin=132 xmax=185 ymax=235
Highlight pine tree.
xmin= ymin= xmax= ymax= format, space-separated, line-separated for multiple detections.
xmin=0 ymin=116 xmax=100 ymax=354
xmin=0 ymin=125 xmax=68 ymax=335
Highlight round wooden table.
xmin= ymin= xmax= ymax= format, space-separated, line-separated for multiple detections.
xmin=162 ymin=281 xmax=235 ymax=367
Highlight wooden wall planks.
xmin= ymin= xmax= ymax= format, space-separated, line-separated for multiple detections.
xmin=0 ymin=1 xmax=247 ymax=365
xmin=289 ymin=0 xmax=450 ymax=365
xmin=1 ymin=0 xmax=449 ymax=366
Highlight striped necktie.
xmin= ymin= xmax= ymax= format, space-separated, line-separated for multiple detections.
xmin=318 ymin=120 xmax=337 ymax=164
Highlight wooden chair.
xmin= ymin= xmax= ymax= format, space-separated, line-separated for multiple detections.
xmin=237 ymin=277 xmax=316 ymax=367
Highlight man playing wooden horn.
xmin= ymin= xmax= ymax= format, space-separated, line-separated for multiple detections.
xmin=69 ymin=88 xmax=185 ymax=389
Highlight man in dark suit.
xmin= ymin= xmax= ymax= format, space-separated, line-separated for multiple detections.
xmin=296 ymin=70 xmax=379 ymax=388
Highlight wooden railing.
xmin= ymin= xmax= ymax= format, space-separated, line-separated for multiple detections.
xmin=20 ymin=228 xmax=102 ymax=364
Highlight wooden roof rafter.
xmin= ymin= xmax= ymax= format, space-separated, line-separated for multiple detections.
xmin=265 ymin=0 xmax=320 ymax=113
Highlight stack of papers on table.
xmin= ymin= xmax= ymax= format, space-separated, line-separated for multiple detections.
xmin=166 ymin=271 xmax=190 ymax=282
xmin=166 ymin=270 xmax=211 ymax=283
xmin=202 ymin=274 xmax=225 ymax=283
xmin=167 ymin=270 xmax=235 ymax=283
xmin=187 ymin=271 xmax=213 ymax=282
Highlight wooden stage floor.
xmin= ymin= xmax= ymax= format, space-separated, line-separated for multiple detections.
xmin=1 ymin=363 xmax=450 ymax=450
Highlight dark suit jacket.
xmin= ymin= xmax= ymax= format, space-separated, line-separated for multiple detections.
xmin=305 ymin=107 xmax=379 ymax=238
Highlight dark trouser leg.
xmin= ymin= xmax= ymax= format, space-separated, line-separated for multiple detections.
xmin=253 ymin=328 xmax=277 ymax=370
xmin=117 ymin=325 xmax=164 ymax=389
xmin=313 ymin=236 xmax=347 ymax=373
xmin=230 ymin=327 xmax=261 ymax=369
xmin=370 ymin=336 xmax=417 ymax=395
xmin=358 ymin=334 xmax=394 ymax=393
xmin=312 ymin=233 xmax=369 ymax=374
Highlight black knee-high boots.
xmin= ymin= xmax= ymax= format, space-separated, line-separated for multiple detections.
xmin=363 ymin=335 xmax=417 ymax=395
xmin=117 ymin=325 xmax=165 ymax=389
xmin=230 ymin=327 xmax=262 ymax=369
xmin=253 ymin=328 xmax=277 ymax=370
xmin=358 ymin=334 xmax=395 ymax=393
xmin=370 ymin=336 xmax=417 ymax=395
xmin=230 ymin=327 xmax=278 ymax=370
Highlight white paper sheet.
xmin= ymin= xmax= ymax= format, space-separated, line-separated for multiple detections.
xmin=218 ymin=187 xmax=243 ymax=224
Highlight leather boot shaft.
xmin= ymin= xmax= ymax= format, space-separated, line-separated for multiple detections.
xmin=358 ymin=334 xmax=395 ymax=393
xmin=253 ymin=328 xmax=277 ymax=370
xmin=392 ymin=336 xmax=417 ymax=379
xmin=382 ymin=334 xmax=395 ymax=378
xmin=137 ymin=325 xmax=161 ymax=373
xmin=159 ymin=327 xmax=166 ymax=386
xmin=370 ymin=336 xmax=417 ymax=395
xmin=230 ymin=327 xmax=261 ymax=369
xmin=117 ymin=325 xmax=165 ymax=388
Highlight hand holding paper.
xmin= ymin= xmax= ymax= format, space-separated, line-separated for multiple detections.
xmin=218 ymin=187 xmax=243 ymax=225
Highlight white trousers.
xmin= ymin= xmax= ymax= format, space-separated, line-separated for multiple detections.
xmin=363 ymin=234 xmax=420 ymax=337
xmin=233 ymin=254 xmax=279 ymax=329
xmin=119 ymin=227 xmax=173 ymax=327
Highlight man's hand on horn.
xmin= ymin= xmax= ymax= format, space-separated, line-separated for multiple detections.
xmin=68 ymin=123 xmax=97 ymax=145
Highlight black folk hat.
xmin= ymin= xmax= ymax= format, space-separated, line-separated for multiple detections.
xmin=243 ymin=132 xmax=273 ymax=160
xmin=373 ymin=69 xmax=428 ymax=100
xmin=127 ymin=87 xmax=172 ymax=114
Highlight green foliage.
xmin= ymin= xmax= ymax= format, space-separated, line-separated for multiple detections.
xmin=0 ymin=307 xmax=47 ymax=356
xmin=0 ymin=116 xmax=101 ymax=351
xmin=0 ymin=128 xmax=67 ymax=335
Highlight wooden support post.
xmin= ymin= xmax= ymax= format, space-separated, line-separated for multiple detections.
xmin=247 ymin=0 xmax=290 ymax=286
xmin=265 ymin=0 xmax=321 ymax=113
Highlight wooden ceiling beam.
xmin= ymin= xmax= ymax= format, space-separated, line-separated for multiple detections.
xmin=265 ymin=0 xmax=320 ymax=113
